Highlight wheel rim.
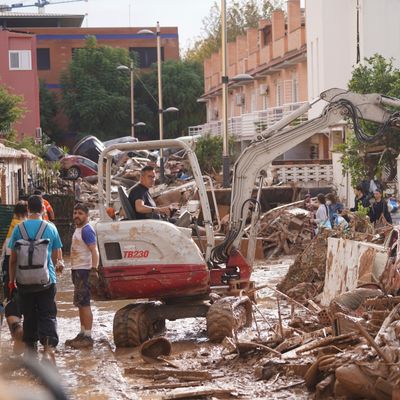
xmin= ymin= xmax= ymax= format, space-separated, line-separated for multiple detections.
xmin=67 ymin=166 xmax=80 ymax=180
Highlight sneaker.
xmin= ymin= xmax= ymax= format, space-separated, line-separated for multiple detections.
xmin=65 ymin=333 xmax=94 ymax=349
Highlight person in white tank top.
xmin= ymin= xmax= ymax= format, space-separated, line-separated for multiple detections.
xmin=65 ymin=203 xmax=99 ymax=349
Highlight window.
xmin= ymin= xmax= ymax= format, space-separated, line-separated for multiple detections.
xmin=262 ymin=26 xmax=272 ymax=47
xmin=37 ymin=48 xmax=50 ymax=70
xmin=9 ymin=50 xmax=32 ymax=70
xmin=104 ymin=242 xmax=122 ymax=260
xmin=129 ymin=47 xmax=164 ymax=68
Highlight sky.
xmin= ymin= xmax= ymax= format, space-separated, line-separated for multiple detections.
xmin=10 ymin=0 xmax=218 ymax=51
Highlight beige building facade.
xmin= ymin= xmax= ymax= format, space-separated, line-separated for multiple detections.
xmin=191 ymin=0 xmax=329 ymax=163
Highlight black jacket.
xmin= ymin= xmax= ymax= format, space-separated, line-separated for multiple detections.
xmin=369 ymin=200 xmax=392 ymax=224
xmin=350 ymin=195 xmax=369 ymax=212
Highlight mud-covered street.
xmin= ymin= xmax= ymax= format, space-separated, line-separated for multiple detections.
xmin=0 ymin=256 xmax=312 ymax=400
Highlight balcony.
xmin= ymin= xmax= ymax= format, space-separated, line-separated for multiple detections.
xmin=273 ymin=160 xmax=333 ymax=185
xmin=189 ymin=101 xmax=308 ymax=141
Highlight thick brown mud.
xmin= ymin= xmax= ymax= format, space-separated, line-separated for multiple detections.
xmin=0 ymin=256 xmax=309 ymax=399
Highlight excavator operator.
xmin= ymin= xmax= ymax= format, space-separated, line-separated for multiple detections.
xmin=128 ymin=166 xmax=172 ymax=220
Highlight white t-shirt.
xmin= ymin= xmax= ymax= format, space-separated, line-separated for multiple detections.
xmin=70 ymin=223 xmax=97 ymax=270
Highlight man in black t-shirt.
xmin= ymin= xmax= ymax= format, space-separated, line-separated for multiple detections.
xmin=128 ymin=166 xmax=171 ymax=220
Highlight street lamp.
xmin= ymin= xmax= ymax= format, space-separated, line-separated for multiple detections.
xmin=221 ymin=0 xmax=254 ymax=187
xmin=137 ymin=22 xmax=171 ymax=182
xmin=116 ymin=61 xmax=136 ymax=138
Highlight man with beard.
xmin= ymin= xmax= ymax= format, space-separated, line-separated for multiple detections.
xmin=65 ymin=203 xmax=99 ymax=349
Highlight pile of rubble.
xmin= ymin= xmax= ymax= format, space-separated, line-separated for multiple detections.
xmin=259 ymin=205 xmax=313 ymax=258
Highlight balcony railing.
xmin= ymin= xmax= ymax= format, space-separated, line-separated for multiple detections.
xmin=275 ymin=161 xmax=333 ymax=185
xmin=189 ymin=101 xmax=308 ymax=141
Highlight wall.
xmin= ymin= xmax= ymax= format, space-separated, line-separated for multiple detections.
xmin=306 ymin=0 xmax=400 ymax=118
xmin=0 ymin=30 xmax=40 ymax=139
xmin=27 ymin=27 xmax=180 ymax=89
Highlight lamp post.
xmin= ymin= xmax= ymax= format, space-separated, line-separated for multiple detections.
xmin=138 ymin=22 xmax=173 ymax=182
xmin=117 ymin=60 xmax=135 ymax=138
xmin=221 ymin=0 xmax=229 ymax=187
xmin=220 ymin=0 xmax=253 ymax=186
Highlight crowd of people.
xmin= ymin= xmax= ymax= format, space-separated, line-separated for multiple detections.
xmin=0 ymin=190 xmax=99 ymax=366
xmin=0 ymin=174 xmax=397 ymax=366
xmin=309 ymin=180 xmax=395 ymax=233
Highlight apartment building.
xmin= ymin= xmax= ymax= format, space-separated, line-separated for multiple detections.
xmin=0 ymin=28 xmax=40 ymax=140
xmin=191 ymin=0 xmax=330 ymax=163
xmin=0 ymin=12 xmax=179 ymax=137
xmin=0 ymin=13 xmax=179 ymax=90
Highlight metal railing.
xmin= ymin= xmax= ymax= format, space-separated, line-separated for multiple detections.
xmin=189 ymin=101 xmax=308 ymax=141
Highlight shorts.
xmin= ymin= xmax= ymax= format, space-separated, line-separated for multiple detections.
xmin=71 ymin=269 xmax=91 ymax=307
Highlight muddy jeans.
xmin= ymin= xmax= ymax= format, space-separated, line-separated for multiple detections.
xmin=18 ymin=283 xmax=59 ymax=347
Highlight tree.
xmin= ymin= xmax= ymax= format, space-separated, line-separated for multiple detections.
xmin=0 ymin=84 xmax=24 ymax=133
xmin=185 ymin=0 xmax=283 ymax=62
xmin=60 ymin=36 xmax=132 ymax=140
xmin=195 ymin=135 xmax=224 ymax=174
xmin=339 ymin=54 xmax=400 ymax=185
xmin=194 ymin=134 xmax=237 ymax=174
xmin=134 ymin=60 xmax=206 ymax=139
xmin=39 ymin=80 xmax=60 ymax=138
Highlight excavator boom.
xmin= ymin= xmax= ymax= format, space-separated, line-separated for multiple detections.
xmin=213 ymin=88 xmax=400 ymax=261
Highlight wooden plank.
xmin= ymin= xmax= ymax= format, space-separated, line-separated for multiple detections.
xmin=125 ymin=367 xmax=212 ymax=381
xmin=159 ymin=387 xmax=234 ymax=400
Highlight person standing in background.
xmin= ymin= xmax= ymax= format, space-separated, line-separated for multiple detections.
xmin=369 ymin=189 xmax=392 ymax=224
xmin=1 ymin=201 xmax=27 ymax=354
xmin=33 ymin=189 xmax=55 ymax=221
xmin=65 ymin=203 xmax=99 ymax=349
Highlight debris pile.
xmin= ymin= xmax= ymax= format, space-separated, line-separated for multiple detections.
xmin=260 ymin=207 xmax=313 ymax=258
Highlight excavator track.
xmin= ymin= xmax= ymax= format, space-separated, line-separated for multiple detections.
xmin=206 ymin=296 xmax=253 ymax=342
xmin=113 ymin=303 xmax=165 ymax=348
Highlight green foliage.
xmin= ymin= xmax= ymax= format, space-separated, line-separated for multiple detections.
xmin=195 ymin=134 xmax=236 ymax=174
xmin=185 ymin=0 xmax=283 ymax=62
xmin=339 ymin=54 xmax=400 ymax=184
xmin=348 ymin=54 xmax=400 ymax=97
xmin=4 ymin=130 xmax=52 ymax=158
xmin=0 ymin=85 xmax=24 ymax=133
xmin=39 ymin=80 xmax=60 ymax=137
xmin=336 ymin=134 xmax=369 ymax=187
xmin=195 ymin=134 xmax=224 ymax=174
xmin=355 ymin=203 xmax=369 ymax=219
xmin=135 ymin=60 xmax=206 ymax=139
xmin=60 ymin=36 xmax=133 ymax=140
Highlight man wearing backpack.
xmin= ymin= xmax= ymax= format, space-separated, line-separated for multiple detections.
xmin=8 ymin=195 xmax=63 ymax=362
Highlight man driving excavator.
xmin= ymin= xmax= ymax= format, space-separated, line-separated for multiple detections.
xmin=128 ymin=166 xmax=172 ymax=220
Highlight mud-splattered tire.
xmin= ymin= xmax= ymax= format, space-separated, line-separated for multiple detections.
xmin=113 ymin=303 xmax=165 ymax=348
xmin=206 ymin=296 xmax=252 ymax=343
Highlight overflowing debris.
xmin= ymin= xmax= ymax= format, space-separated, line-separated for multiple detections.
xmin=259 ymin=205 xmax=313 ymax=258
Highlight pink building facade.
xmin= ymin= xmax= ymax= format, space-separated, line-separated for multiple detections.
xmin=191 ymin=0 xmax=330 ymax=162
xmin=0 ymin=29 xmax=40 ymax=140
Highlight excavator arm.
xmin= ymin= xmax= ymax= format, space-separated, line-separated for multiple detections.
xmin=210 ymin=88 xmax=400 ymax=265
